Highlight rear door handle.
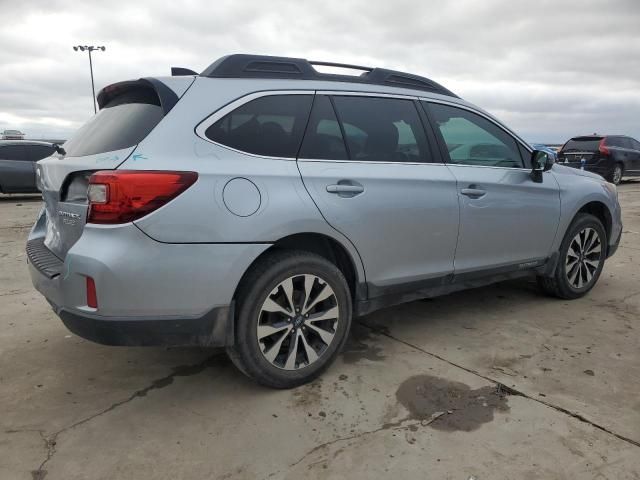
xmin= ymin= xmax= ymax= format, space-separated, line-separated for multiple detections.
xmin=460 ymin=187 xmax=486 ymax=199
xmin=326 ymin=183 xmax=364 ymax=197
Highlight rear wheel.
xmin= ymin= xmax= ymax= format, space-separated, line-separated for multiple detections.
xmin=538 ymin=213 xmax=606 ymax=299
xmin=609 ymin=163 xmax=623 ymax=185
xmin=227 ymin=250 xmax=352 ymax=388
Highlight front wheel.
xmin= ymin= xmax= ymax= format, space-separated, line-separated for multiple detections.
xmin=227 ymin=251 xmax=352 ymax=388
xmin=538 ymin=213 xmax=607 ymax=299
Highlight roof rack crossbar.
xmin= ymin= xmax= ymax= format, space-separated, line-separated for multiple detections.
xmin=199 ymin=54 xmax=457 ymax=97
xmin=308 ymin=60 xmax=373 ymax=72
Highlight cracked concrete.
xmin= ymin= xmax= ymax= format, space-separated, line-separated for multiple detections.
xmin=28 ymin=354 xmax=224 ymax=479
xmin=1 ymin=183 xmax=639 ymax=479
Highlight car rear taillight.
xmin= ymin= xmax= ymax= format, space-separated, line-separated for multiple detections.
xmin=598 ymin=138 xmax=610 ymax=156
xmin=87 ymin=170 xmax=198 ymax=224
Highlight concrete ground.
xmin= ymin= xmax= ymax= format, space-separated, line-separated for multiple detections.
xmin=1 ymin=182 xmax=639 ymax=480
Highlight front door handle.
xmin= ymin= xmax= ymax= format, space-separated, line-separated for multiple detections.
xmin=326 ymin=182 xmax=364 ymax=197
xmin=460 ymin=187 xmax=486 ymax=199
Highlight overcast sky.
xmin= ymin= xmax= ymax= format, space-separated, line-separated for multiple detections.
xmin=1 ymin=0 xmax=639 ymax=143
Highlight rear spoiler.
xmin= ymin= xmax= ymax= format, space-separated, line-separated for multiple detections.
xmin=96 ymin=78 xmax=179 ymax=115
xmin=171 ymin=67 xmax=198 ymax=76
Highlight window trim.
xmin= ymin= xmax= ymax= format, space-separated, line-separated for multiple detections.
xmin=421 ymin=98 xmax=533 ymax=172
xmin=195 ymin=90 xmax=315 ymax=160
xmin=316 ymin=90 xmax=420 ymax=100
xmin=194 ymin=89 xmax=534 ymax=168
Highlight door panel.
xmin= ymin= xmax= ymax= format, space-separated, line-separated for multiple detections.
xmin=299 ymin=161 xmax=460 ymax=293
xmin=424 ymin=101 xmax=560 ymax=274
xmin=447 ymin=165 xmax=560 ymax=273
xmin=297 ymin=94 xmax=459 ymax=295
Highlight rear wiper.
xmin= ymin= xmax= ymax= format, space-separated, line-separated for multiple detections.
xmin=53 ymin=144 xmax=66 ymax=156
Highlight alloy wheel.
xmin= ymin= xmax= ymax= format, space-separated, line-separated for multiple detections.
xmin=257 ymin=274 xmax=339 ymax=370
xmin=613 ymin=165 xmax=623 ymax=185
xmin=565 ymin=227 xmax=602 ymax=289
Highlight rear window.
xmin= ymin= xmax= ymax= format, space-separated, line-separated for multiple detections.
xmin=26 ymin=145 xmax=55 ymax=161
xmin=561 ymin=137 xmax=602 ymax=152
xmin=62 ymin=87 xmax=164 ymax=157
xmin=0 ymin=145 xmax=27 ymax=160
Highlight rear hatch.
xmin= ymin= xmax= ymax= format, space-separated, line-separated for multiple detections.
xmin=558 ymin=136 xmax=603 ymax=166
xmin=37 ymin=79 xmax=180 ymax=259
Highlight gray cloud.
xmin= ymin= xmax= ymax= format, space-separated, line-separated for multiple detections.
xmin=1 ymin=0 xmax=639 ymax=142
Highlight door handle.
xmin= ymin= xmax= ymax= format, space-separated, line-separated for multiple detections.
xmin=460 ymin=187 xmax=486 ymax=199
xmin=326 ymin=183 xmax=364 ymax=196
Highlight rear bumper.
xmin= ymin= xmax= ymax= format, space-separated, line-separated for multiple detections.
xmin=28 ymin=257 xmax=235 ymax=347
xmin=56 ymin=302 xmax=233 ymax=347
xmin=26 ymin=219 xmax=270 ymax=346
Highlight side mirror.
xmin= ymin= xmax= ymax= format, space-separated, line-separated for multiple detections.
xmin=530 ymin=150 xmax=554 ymax=183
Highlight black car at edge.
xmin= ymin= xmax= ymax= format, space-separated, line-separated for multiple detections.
xmin=557 ymin=135 xmax=640 ymax=185
xmin=0 ymin=140 xmax=57 ymax=194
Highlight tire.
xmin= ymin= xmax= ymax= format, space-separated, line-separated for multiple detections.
xmin=538 ymin=213 xmax=607 ymax=299
xmin=226 ymin=250 xmax=352 ymax=389
xmin=608 ymin=163 xmax=624 ymax=185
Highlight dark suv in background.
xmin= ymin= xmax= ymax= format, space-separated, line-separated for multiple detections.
xmin=0 ymin=140 xmax=57 ymax=193
xmin=558 ymin=135 xmax=640 ymax=185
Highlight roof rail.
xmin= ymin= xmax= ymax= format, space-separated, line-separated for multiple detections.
xmin=200 ymin=54 xmax=458 ymax=97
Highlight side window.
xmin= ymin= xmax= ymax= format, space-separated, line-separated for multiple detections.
xmin=605 ymin=137 xmax=620 ymax=147
xmin=331 ymin=96 xmax=430 ymax=163
xmin=0 ymin=145 xmax=27 ymax=161
xmin=26 ymin=145 xmax=55 ymax=161
xmin=620 ymin=137 xmax=633 ymax=149
xmin=298 ymin=96 xmax=348 ymax=160
xmin=632 ymin=139 xmax=640 ymax=151
xmin=205 ymin=95 xmax=313 ymax=158
xmin=426 ymin=102 xmax=524 ymax=168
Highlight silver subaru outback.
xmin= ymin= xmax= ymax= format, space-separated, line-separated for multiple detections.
xmin=27 ymin=54 xmax=622 ymax=388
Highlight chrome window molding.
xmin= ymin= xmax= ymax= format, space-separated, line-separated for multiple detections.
xmin=194 ymin=89 xmax=534 ymax=168
xmin=298 ymin=159 xmax=536 ymax=173
xmin=298 ymin=158 xmax=446 ymax=166
xmin=316 ymin=90 xmax=420 ymax=100
xmin=444 ymin=163 xmax=533 ymax=173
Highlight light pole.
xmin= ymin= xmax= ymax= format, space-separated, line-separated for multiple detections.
xmin=73 ymin=45 xmax=106 ymax=114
